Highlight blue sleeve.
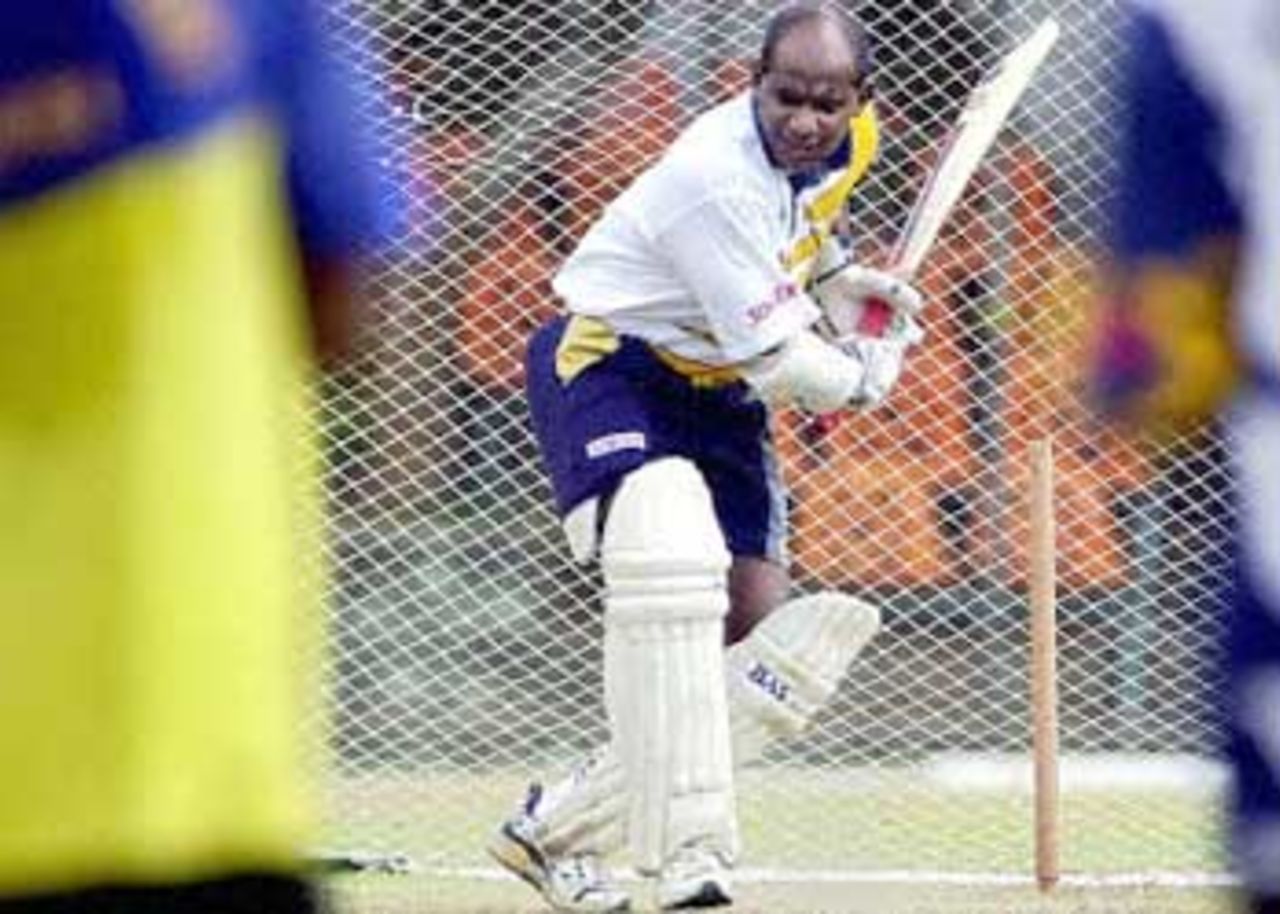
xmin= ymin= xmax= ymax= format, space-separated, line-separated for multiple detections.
xmin=260 ymin=0 xmax=403 ymax=257
xmin=1110 ymin=7 xmax=1241 ymax=263
xmin=0 ymin=2 xmax=407 ymax=244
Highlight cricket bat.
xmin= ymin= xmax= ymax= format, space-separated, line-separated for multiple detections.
xmin=856 ymin=17 xmax=1061 ymax=336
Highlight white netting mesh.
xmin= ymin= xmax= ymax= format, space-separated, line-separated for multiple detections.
xmin=320 ymin=0 xmax=1232 ymax=897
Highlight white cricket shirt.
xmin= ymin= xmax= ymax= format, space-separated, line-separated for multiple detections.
xmin=553 ymin=92 xmax=836 ymax=365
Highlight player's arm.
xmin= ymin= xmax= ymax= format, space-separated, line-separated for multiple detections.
xmin=1090 ymin=6 xmax=1242 ymax=428
xmin=300 ymin=258 xmax=364 ymax=366
xmin=652 ymin=187 xmax=919 ymax=413
xmin=264 ymin=0 xmax=402 ymax=366
xmin=740 ymin=328 xmax=914 ymax=413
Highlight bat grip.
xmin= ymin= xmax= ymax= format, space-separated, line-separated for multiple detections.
xmin=855 ymin=296 xmax=894 ymax=337
xmin=809 ymin=411 xmax=842 ymax=436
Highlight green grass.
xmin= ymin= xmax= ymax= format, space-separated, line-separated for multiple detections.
xmin=329 ymin=875 xmax=1240 ymax=914
xmin=320 ymin=768 xmax=1233 ymax=913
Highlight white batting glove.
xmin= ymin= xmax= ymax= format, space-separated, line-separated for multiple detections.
xmin=742 ymin=328 xmax=916 ymax=414
xmin=837 ymin=334 xmax=912 ymax=408
xmin=812 ymin=262 xmax=925 ymax=339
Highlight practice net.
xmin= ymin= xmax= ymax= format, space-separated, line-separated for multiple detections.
xmin=318 ymin=0 xmax=1234 ymax=899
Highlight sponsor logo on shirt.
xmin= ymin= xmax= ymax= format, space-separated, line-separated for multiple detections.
xmin=585 ymin=431 xmax=647 ymax=459
xmin=746 ymin=281 xmax=800 ymax=325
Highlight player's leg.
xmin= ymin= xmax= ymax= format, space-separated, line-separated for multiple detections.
xmin=495 ymin=372 xmax=880 ymax=909
xmin=723 ymin=590 xmax=880 ymax=761
xmin=725 ymin=556 xmax=790 ymax=646
xmin=1227 ymin=408 xmax=1280 ymax=914
xmin=646 ymin=391 xmax=874 ymax=906
xmin=1227 ymin=559 xmax=1280 ymax=913
xmin=1228 ymin=439 xmax=1280 ymax=911
xmin=489 ymin=752 xmax=630 ymax=913
xmin=499 ymin=319 xmax=752 ymax=911
xmin=699 ymin=395 xmax=876 ymax=760
xmin=602 ymin=457 xmax=738 ymax=905
xmin=721 ymin=559 xmax=882 ymax=757
xmin=492 ymin=459 xmax=744 ymax=913
xmin=488 ymin=316 xmax=641 ymax=912
xmin=503 ymin=580 xmax=881 ymax=848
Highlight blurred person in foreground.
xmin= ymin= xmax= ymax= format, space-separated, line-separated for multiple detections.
xmin=488 ymin=2 xmax=926 ymax=911
xmin=0 ymin=1 xmax=395 ymax=911
xmin=1091 ymin=1 xmax=1280 ymax=910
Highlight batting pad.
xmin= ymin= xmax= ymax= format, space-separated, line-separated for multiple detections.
xmin=529 ymin=591 xmax=880 ymax=860
xmin=529 ymin=750 xmax=628 ymax=859
xmin=724 ymin=591 xmax=881 ymax=761
xmin=601 ymin=458 xmax=737 ymax=872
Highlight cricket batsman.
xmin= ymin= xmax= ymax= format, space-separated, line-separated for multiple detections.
xmin=487 ymin=3 xmax=925 ymax=910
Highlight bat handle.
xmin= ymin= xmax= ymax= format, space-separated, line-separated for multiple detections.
xmin=809 ymin=411 xmax=842 ymax=436
xmin=855 ymin=296 xmax=895 ymax=337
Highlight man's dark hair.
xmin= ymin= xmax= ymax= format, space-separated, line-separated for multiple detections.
xmin=758 ymin=2 xmax=874 ymax=85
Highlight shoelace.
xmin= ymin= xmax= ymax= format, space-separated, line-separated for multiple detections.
xmin=555 ymin=856 xmax=612 ymax=902
xmin=558 ymin=855 xmax=598 ymax=882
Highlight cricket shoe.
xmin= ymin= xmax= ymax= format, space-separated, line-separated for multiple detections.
xmin=488 ymin=784 xmax=631 ymax=913
xmin=656 ymin=840 xmax=733 ymax=910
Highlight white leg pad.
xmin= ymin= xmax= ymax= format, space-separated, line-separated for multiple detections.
xmin=601 ymin=458 xmax=736 ymax=873
xmin=529 ymin=591 xmax=879 ymax=861
xmin=531 ymin=751 xmax=628 ymax=858
xmin=724 ymin=591 xmax=881 ymax=761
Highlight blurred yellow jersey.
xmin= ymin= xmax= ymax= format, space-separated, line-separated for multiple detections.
xmin=0 ymin=115 xmax=320 ymax=895
xmin=0 ymin=0 xmax=394 ymax=897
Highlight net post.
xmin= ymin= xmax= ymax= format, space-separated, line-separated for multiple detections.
xmin=1029 ymin=436 xmax=1060 ymax=891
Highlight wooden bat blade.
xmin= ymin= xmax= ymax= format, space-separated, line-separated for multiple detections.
xmin=854 ymin=18 xmax=1059 ymax=337
xmin=892 ymin=18 xmax=1060 ymax=277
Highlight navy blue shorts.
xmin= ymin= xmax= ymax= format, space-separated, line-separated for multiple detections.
xmin=525 ymin=317 xmax=787 ymax=561
xmin=1226 ymin=543 xmax=1280 ymax=892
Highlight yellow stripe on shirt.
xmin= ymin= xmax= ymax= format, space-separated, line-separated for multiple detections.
xmin=782 ymin=102 xmax=881 ymax=284
xmin=556 ymin=315 xmax=743 ymax=388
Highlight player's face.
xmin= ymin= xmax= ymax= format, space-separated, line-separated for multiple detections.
xmin=755 ymin=20 xmax=865 ymax=173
